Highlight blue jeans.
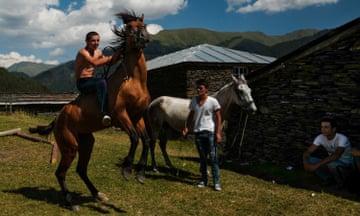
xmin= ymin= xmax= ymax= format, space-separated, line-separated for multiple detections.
xmin=308 ymin=157 xmax=354 ymax=185
xmin=77 ymin=77 xmax=108 ymax=113
xmin=195 ymin=131 xmax=220 ymax=185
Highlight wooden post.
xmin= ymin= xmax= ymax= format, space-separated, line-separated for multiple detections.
xmin=0 ymin=128 xmax=21 ymax=136
xmin=15 ymin=132 xmax=54 ymax=145
xmin=50 ymin=142 xmax=59 ymax=164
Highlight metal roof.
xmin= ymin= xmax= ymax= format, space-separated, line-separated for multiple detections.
xmin=146 ymin=43 xmax=276 ymax=71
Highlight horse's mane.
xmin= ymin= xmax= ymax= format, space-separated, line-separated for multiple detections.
xmin=212 ymin=82 xmax=232 ymax=97
xmin=212 ymin=75 xmax=247 ymax=96
xmin=111 ymin=10 xmax=143 ymax=50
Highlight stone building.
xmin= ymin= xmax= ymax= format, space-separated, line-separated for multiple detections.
xmin=237 ymin=17 xmax=360 ymax=167
xmin=147 ymin=43 xmax=276 ymax=99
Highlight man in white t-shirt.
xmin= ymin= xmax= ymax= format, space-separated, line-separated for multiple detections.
xmin=303 ymin=117 xmax=353 ymax=188
xmin=183 ymin=79 xmax=222 ymax=191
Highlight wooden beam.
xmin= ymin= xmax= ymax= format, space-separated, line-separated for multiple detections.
xmin=0 ymin=128 xmax=21 ymax=136
xmin=15 ymin=132 xmax=54 ymax=145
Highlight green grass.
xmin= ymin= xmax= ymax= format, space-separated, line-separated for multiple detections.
xmin=1 ymin=112 xmax=360 ymax=215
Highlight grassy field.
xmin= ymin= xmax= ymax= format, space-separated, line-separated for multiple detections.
xmin=1 ymin=112 xmax=360 ymax=215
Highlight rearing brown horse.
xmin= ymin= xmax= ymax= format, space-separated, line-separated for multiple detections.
xmin=29 ymin=11 xmax=151 ymax=210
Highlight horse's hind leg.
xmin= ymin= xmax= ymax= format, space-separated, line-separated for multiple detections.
xmin=77 ymin=133 xmax=109 ymax=202
xmin=149 ymin=137 xmax=158 ymax=172
xmin=158 ymin=128 xmax=174 ymax=169
xmin=54 ymin=134 xmax=79 ymax=210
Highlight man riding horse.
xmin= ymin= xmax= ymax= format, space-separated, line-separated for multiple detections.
xmin=75 ymin=31 xmax=123 ymax=126
xmin=29 ymin=11 xmax=151 ymax=211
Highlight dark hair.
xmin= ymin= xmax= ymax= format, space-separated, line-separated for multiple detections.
xmin=195 ymin=79 xmax=208 ymax=88
xmin=85 ymin=31 xmax=99 ymax=41
xmin=321 ymin=116 xmax=337 ymax=128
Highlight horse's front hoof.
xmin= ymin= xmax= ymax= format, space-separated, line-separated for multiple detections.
xmin=96 ymin=192 xmax=109 ymax=202
xmin=136 ymin=170 xmax=146 ymax=184
xmin=64 ymin=192 xmax=79 ymax=211
xmin=122 ymin=166 xmax=132 ymax=180
xmin=71 ymin=205 xmax=80 ymax=211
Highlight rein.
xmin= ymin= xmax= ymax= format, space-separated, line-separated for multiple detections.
xmin=228 ymin=111 xmax=249 ymax=160
xmin=102 ymin=46 xmax=117 ymax=79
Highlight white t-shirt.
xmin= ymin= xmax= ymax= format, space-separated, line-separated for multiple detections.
xmin=189 ymin=96 xmax=221 ymax=133
xmin=313 ymin=133 xmax=353 ymax=164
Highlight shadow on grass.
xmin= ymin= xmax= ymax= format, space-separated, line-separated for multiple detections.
xmin=158 ymin=155 xmax=360 ymax=201
xmin=115 ymin=160 xmax=199 ymax=186
xmin=220 ymin=160 xmax=360 ymax=202
xmin=146 ymin=166 xmax=199 ymax=185
xmin=3 ymin=187 xmax=126 ymax=213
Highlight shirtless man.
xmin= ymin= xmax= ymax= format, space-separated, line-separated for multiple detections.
xmin=75 ymin=31 xmax=121 ymax=126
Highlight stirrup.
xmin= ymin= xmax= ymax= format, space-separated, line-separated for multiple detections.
xmin=102 ymin=115 xmax=112 ymax=126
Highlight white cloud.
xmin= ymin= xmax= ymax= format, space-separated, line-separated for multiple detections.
xmin=0 ymin=0 xmax=187 ymax=68
xmin=44 ymin=60 xmax=60 ymax=65
xmin=147 ymin=24 xmax=164 ymax=35
xmin=49 ymin=48 xmax=65 ymax=57
xmin=0 ymin=52 xmax=42 ymax=68
xmin=225 ymin=0 xmax=338 ymax=13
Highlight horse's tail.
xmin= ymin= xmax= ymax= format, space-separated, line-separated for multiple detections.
xmin=29 ymin=119 xmax=55 ymax=136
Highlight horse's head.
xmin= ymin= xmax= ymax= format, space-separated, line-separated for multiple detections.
xmin=113 ymin=11 xmax=150 ymax=49
xmin=232 ymin=74 xmax=257 ymax=114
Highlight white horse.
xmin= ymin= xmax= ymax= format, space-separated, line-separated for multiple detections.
xmin=146 ymin=75 xmax=257 ymax=171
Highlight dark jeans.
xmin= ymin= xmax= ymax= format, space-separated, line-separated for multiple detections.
xmin=308 ymin=157 xmax=354 ymax=186
xmin=195 ymin=131 xmax=220 ymax=185
xmin=76 ymin=77 xmax=108 ymax=113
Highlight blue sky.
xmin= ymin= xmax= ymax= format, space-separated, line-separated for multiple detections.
xmin=0 ymin=0 xmax=359 ymax=68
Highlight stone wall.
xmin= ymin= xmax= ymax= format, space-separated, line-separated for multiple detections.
xmin=232 ymin=21 xmax=360 ymax=167
xmin=148 ymin=62 xmax=265 ymax=99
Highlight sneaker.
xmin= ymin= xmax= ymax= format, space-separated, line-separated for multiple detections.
xmin=214 ymin=184 xmax=222 ymax=191
xmin=102 ymin=115 xmax=112 ymax=126
xmin=197 ymin=181 xmax=206 ymax=188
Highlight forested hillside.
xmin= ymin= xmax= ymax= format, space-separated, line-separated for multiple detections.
xmin=0 ymin=68 xmax=50 ymax=93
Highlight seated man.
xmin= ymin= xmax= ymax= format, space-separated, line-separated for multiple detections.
xmin=75 ymin=31 xmax=122 ymax=126
xmin=303 ymin=116 xmax=353 ymax=189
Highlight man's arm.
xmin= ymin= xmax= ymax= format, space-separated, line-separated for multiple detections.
xmin=317 ymin=147 xmax=345 ymax=167
xmin=182 ymin=110 xmax=194 ymax=137
xmin=81 ymin=49 xmax=112 ymax=67
xmin=303 ymin=144 xmax=318 ymax=172
xmin=109 ymin=51 xmax=123 ymax=65
xmin=214 ymin=109 xmax=222 ymax=144
xmin=303 ymin=144 xmax=345 ymax=172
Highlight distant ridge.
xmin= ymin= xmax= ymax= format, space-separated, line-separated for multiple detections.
xmin=7 ymin=61 xmax=56 ymax=77
xmin=145 ymin=28 xmax=327 ymax=60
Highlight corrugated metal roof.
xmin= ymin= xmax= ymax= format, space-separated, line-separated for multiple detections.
xmin=146 ymin=43 xmax=276 ymax=71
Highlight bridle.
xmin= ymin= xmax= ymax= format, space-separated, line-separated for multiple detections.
xmin=102 ymin=20 xmax=149 ymax=80
xmin=128 ymin=24 xmax=148 ymax=48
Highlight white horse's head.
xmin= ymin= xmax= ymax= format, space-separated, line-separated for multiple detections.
xmin=232 ymin=74 xmax=257 ymax=113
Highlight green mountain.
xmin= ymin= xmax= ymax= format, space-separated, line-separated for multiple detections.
xmin=7 ymin=61 xmax=56 ymax=77
xmin=0 ymin=67 xmax=50 ymax=93
xmin=33 ymin=61 xmax=77 ymax=93
xmin=14 ymin=28 xmax=328 ymax=93
xmin=144 ymin=28 xmax=327 ymax=59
